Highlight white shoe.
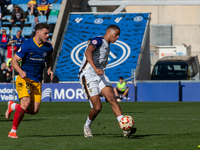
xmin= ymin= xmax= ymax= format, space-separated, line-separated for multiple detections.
xmin=123 ymin=127 xmax=137 ymax=138
xmin=84 ymin=125 xmax=93 ymax=138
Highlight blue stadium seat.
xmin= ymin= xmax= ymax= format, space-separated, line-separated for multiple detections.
xmin=11 ymin=0 xmax=21 ymax=4
xmin=2 ymin=15 xmax=11 ymax=25
xmin=38 ymin=15 xmax=47 ymax=23
xmin=25 ymin=15 xmax=35 ymax=24
xmin=51 ymin=3 xmax=60 ymax=10
xmin=19 ymin=4 xmax=28 ymax=12
xmin=11 ymin=27 xmax=21 ymax=36
xmin=22 ymin=27 xmax=32 ymax=36
xmin=47 ymin=15 xmax=57 ymax=24
xmin=0 ymin=27 xmax=10 ymax=35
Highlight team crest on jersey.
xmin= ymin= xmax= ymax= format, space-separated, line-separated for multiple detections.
xmin=92 ymin=40 xmax=97 ymax=45
xmin=18 ymin=48 xmax=21 ymax=52
xmin=89 ymin=89 xmax=92 ymax=93
xmin=30 ymin=53 xmax=34 ymax=55
xmin=43 ymin=52 xmax=47 ymax=57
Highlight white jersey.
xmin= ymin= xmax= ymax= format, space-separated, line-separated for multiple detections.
xmin=79 ymin=36 xmax=110 ymax=77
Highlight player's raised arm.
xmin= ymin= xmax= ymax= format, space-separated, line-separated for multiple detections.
xmin=11 ymin=54 xmax=26 ymax=78
xmin=85 ymin=44 xmax=103 ymax=75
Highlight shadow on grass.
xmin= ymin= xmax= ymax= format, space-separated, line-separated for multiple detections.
xmin=122 ymin=111 xmax=145 ymax=114
xmin=23 ymin=133 xmax=190 ymax=139
xmin=28 ymin=133 xmax=122 ymax=138
xmin=129 ymin=133 xmax=190 ymax=139
xmin=0 ymin=119 xmax=45 ymax=122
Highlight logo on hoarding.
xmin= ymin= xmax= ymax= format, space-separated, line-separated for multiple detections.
xmin=42 ymin=88 xmax=52 ymax=99
xmin=71 ymin=40 xmax=131 ymax=69
xmin=134 ymin=16 xmax=143 ymax=22
xmin=115 ymin=17 xmax=123 ymax=23
xmin=75 ymin=18 xmax=83 ymax=23
xmin=0 ymin=87 xmax=18 ymax=101
xmin=94 ymin=18 xmax=103 ymax=24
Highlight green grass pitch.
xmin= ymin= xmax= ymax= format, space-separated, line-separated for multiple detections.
xmin=0 ymin=102 xmax=200 ymax=150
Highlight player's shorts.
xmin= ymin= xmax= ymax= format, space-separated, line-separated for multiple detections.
xmin=16 ymin=75 xmax=42 ymax=103
xmin=79 ymin=73 xmax=112 ymax=100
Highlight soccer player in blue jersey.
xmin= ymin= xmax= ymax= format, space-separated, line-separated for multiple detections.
xmin=8 ymin=30 xmax=25 ymax=50
xmin=5 ymin=23 xmax=54 ymax=138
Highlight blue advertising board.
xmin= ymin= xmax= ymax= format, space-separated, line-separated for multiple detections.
xmin=55 ymin=13 xmax=150 ymax=81
xmin=181 ymin=82 xmax=200 ymax=102
xmin=0 ymin=83 xmax=18 ymax=102
xmin=42 ymin=83 xmax=135 ymax=102
xmin=137 ymin=82 xmax=179 ymax=102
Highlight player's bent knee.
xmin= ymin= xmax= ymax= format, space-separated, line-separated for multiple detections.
xmin=20 ymin=97 xmax=31 ymax=109
xmin=93 ymin=105 xmax=102 ymax=113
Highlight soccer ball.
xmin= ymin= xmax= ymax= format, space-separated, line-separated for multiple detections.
xmin=119 ymin=115 xmax=135 ymax=131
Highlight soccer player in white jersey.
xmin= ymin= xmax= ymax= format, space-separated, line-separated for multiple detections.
xmin=79 ymin=25 xmax=136 ymax=138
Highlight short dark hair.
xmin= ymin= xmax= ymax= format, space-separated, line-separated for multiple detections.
xmin=35 ymin=23 xmax=50 ymax=32
xmin=17 ymin=30 xmax=21 ymax=33
xmin=88 ymin=38 xmax=92 ymax=41
xmin=119 ymin=76 xmax=123 ymax=80
xmin=107 ymin=25 xmax=120 ymax=31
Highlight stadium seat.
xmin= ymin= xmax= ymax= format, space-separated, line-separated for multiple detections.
xmin=19 ymin=4 xmax=28 ymax=12
xmin=38 ymin=15 xmax=47 ymax=23
xmin=2 ymin=15 xmax=11 ymax=25
xmin=11 ymin=27 xmax=21 ymax=36
xmin=22 ymin=27 xmax=32 ymax=36
xmin=47 ymin=15 xmax=57 ymax=24
xmin=51 ymin=3 xmax=60 ymax=10
xmin=25 ymin=15 xmax=35 ymax=24
xmin=0 ymin=27 xmax=10 ymax=35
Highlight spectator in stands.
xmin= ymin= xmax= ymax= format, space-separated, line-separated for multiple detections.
xmin=37 ymin=0 xmax=50 ymax=16
xmin=0 ymin=62 xmax=10 ymax=83
xmin=114 ymin=76 xmax=129 ymax=100
xmin=11 ymin=5 xmax=25 ymax=30
xmin=28 ymin=0 xmax=37 ymax=15
xmin=30 ymin=17 xmax=39 ymax=37
xmin=8 ymin=30 xmax=25 ymax=50
xmin=0 ymin=29 xmax=9 ymax=64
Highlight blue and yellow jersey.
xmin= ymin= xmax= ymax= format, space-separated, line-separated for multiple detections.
xmin=12 ymin=35 xmax=25 ymax=49
xmin=16 ymin=38 xmax=53 ymax=82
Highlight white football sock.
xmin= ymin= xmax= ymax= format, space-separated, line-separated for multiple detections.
xmin=10 ymin=129 xmax=17 ymax=133
xmin=85 ymin=116 xmax=93 ymax=128
xmin=11 ymin=103 xmax=17 ymax=111
xmin=117 ymin=115 xmax=124 ymax=122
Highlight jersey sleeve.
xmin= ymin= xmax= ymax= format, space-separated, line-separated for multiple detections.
xmin=16 ymin=41 xmax=29 ymax=59
xmin=90 ymin=37 xmax=103 ymax=48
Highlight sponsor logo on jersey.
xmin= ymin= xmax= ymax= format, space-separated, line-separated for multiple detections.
xmin=71 ymin=40 xmax=131 ymax=69
xmin=94 ymin=18 xmax=103 ymax=24
xmin=30 ymin=57 xmax=45 ymax=61
xmin=134 ymin=16 xmax=143 ymax=22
